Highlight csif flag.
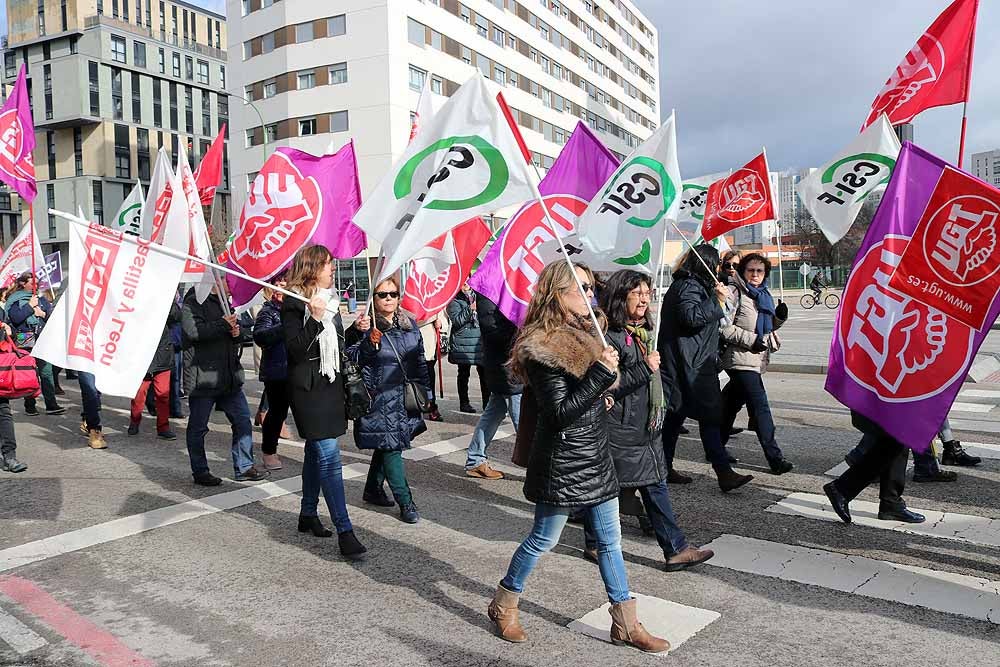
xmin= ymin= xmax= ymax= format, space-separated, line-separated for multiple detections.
xmin=353 ymin=75 xmax=535 ymax=282
xmin=861 ymin=0 xmax=978 ymax=130
xmin=0 ymin=65 xmax=37 ymax=201
xmin=112 ymin=181 xmax=145 ymax=237
xmin=0 ymin=219 xmax=44 ymax=287
xmin=700 ymin=152 xmax=776 ymax=242
xmin=193 ymin=124 xmax=227 ymax=205
xmin=797 ymin=114 xmax=901 ymax=244
xmin=225 ymin=143 xmax=365 ymax=306
xmin=825 ymin=142 xmax=999 ymax=454
xmin=576 ymin=112 xmax=681 ymax=275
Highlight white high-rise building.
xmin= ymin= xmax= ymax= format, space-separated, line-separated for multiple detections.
xmin=971 ymin=149 xmax=1000 ymax=188
xmin=227 ymin=0 xmax=660 ymax=296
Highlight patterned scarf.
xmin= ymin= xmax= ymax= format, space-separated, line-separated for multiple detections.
xmin=624 ymin=323 xmax=664 ymax=433
xmin=312 ymin=287 xmax=341 ymax=381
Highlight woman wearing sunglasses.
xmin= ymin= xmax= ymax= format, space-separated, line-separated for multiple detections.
xmin=345 ymin=277 xmax=431 ymax=524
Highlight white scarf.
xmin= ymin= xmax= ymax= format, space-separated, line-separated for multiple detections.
xmin=310 ymin=287 xmax=341 ymax=380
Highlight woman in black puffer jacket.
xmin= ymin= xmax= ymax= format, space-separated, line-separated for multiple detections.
xmin=487 ymin=261 xmax=669 ymax=655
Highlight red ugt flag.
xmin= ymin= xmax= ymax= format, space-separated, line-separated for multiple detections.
xmin=700 ymin=152 xmax=775 ymax=242
xmin=193 ymin=123 xmax=226 ymax=205
xmin=889 ymin=165 xmax=1000 ymax=331
xmin=0 ymin=65 xmax=37 ymax=201
xmin=861 ymin=0 xmax=978 ymax=130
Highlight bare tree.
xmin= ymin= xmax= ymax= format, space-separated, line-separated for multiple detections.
xmin=792 ymin=198 xmax=880 ymax=269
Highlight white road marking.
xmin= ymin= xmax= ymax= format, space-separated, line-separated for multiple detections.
xmin=704 ymin=534 xmax=1000 ymax=625
xmin=825 ymin=441 xmax=1000 ymax=477
xmin=959 ymin=389 xmax=1000 ymax=399
xmin=766 ymin=493 xmax=1000 ymax=548
xmin=950 ymin=402 xmax=994 ymax=414
xmin=0 ymin=606 xmax=47 ymax=654
xmin=568 ymin=593 xmax=720 ymax=654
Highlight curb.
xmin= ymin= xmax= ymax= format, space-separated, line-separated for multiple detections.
xmin=768 ymin=363 xmax=828 ymax=375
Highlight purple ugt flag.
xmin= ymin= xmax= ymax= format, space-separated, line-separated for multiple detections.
xmin=225 ymin=142 xmax=366 ymax=306
xmin=825 ymin=142 xmax=1000 ymax=453
xmin=470 ymin=122 xmax=619 ymax=325
xmin=0 ymin=65 xmax=37 ymax=201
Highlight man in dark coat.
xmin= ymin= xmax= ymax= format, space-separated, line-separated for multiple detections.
xmin=446 ymin=285 xmax=488 ymax=413
xmin=181 ymin=287 xmax=266 ymax=486
xmin=129 ymin=300 xmax=181 ymax=439
xmin=463 ymin=294 xmax=522 ymax=480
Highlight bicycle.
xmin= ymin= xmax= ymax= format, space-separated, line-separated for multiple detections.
xmin=800 ymin=289 xmax=841 ymax=310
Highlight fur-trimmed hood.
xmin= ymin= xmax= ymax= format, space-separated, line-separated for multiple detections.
xmin=516 ymin=325 xmax=617 ymax=383
xmin=375 ymin=309 xmax=416 ymax=332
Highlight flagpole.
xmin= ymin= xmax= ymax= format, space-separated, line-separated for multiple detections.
xmin=202 ymin=192 xmax=233 ymax=317
xmin=28 ymin=210 xmax=37 ymax=296
xmin=762 ymin=146 xmax=784 ymax=302
xmin=957 ymin=1 xmax=979 ymax=167
xmin=651 ymin=219 xmax=670 ymax=343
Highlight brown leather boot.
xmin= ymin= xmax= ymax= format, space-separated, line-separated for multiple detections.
xmin=609 ymin=598 xmax=670 ymax=653
xmin=487 ymin=584 xmax=527 ymax=643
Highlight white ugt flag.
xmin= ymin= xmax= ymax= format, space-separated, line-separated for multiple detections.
xmin=0 ymin=219 xmax=44 ymax=287
xmin=112 ymin=181 xmax=144 ymax=237
xmin=353 ymin=74 xmax=535 ymax=281
xmin=796 ymin=113 xmax=900 ymax=244
xmin=576 ymin=111 xmax=682 ymax=275
xmin=33 ymin=217 xmax=188 ymax=397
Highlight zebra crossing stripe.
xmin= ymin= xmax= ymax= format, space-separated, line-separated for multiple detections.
xmin=703 ymin=534 xmax=1000 ymax=625
xmin=568 ymin=593 xmax=720 ymax=653
xmin=0 ymin=604 xmax=47 ymax=655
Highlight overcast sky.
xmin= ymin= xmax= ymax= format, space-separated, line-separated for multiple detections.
xmin=633 ymin=0 xmax=999 ymax=176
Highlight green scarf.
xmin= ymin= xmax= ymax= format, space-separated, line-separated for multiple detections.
xmin=624 ymin=323 xmax=664 ymax=433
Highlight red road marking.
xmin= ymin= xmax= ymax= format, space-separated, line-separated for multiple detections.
xmin=0 ymin=575 xmax=155 ymax=667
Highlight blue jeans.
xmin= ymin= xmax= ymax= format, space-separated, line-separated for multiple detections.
xmin=169 ymin=352 xmax=184 ymax=416
xmin=186 ymin=390 xmax=255 ymax=478
xmin=78 ymin=371 xmax=102 ymax=431
xmin=584 ymin=483 xmax=688 ymax=557
xmin=465 ymin=392 xmax=521 ymax=469
xmin=501 ymin=498 xmax=631 ymax=604
xmin=662 ymin=411 xmax=728 ymax=470
xmin=301 ymin=438 xmax=353 ymax=534
xmin=721 ymin=370 xmax=783 ymax=464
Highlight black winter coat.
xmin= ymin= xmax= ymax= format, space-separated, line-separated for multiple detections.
xmin=181 ymin=290 xmax=250 ymax=397
xmin=518 ymin=325 xmax=619 ymax=507
xmin=345 ymin=312 xmax=431 ymax=451
xmin=657 ymin=271 xmax=725 ymax=424
xmin=282 ymin=297 xmax=347 ymax=441
xmin=6 ymin=290 xmax=51 ymax=348
xmin=254 ymin=298 xmax=288 ymax=382
xmin=446 ymin=293 xmax=483 ymax=366
xmin=606 ymin=327 xmax=666 ymax=487
xmin=148 ymin=301 xmax=182 ymax=375
xmin=477 ymin=294 xmax=522 ymax=396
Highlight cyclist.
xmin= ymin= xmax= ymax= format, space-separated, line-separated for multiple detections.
xmin=809 ymin=271 xmax=827 ymax=303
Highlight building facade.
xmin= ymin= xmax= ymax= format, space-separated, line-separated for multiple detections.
xmin=970 ymin=148 xmax=1000 ymax=187
xmin=3 ymin=0 xmax=231 ymax=256
xmin=228 ymin=0 xmax=660 ymax=297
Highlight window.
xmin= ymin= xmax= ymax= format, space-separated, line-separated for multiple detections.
xmin=329 ymin=62 xmax=347 ymax=85
xmin=219 ymin=65 xmax=226 ymax=89
xmin=131 ymin=72 xmax=142 ymax=122
xmin=185 ymin=56 xmax=193 ymax=80
xmin=408 ymin=65 xmax=426 ymax=91
xmin=218 ymin=96 xmax=228 ymax=134
xmin=47 ymin=185 xmax=56 ymax=238
xmin=492 ymin=26 xmax=505 ymax=47
xmin=297 ymin=71 xmax=315 ymax=90
xmin=330 ymin=110 xmax=348 ymax=132
xmin=476 ymin=15 xmax=488 ymax=38
xmin=197 ymin=60 xmax=209 ymax=85
xmin=493 ymin=64 xmax=506 ymax=86
xmin=241 ymin=0 xmax=249 ymax=16
xmin=111 ymin=67 xmax=123 ymax=120
xmin=93 ymin=181 xmax=103 ymax=226
xmin=89 ymin=61 xmax=100 ymax=115
xmin=111 ymin=35 xmax=127 ymax=63
xmin=43 ymin=65 xmax=52 ymax=120
xmin=243 ymin=84 xmax=254 ymax=102
xmin=408 ymin=18 xmax=424 ymax=46
xmin=46 ymin=132 xmax=56 ymax=179
xmin=461 ymin=46 xmax=472 ymax=65
xmin=153 ymin=80 xmax=162 ymax=127
xmin=38 ymin=0 xmax=46 ymax=35
xmin=172 ymin=52 xmax=181 ymax=77
xmin=137 ymin=128 xmax=150 ymax=181
xmin=261 ymin=33 xmax=274 ymax=53
xmin=328 ymin=14 xmax=346 ymax=36
xmin=43 ymin=43 xmax=50 ymax=61
xmin=296 ymin=22 xmax=313 ymax=42
xmin=184 ymin=86 xmax=193 ymax=133
xmin=430 ymin=75 xmax=442 ymax=95
xmin=245 ymin=128 xmax=254 ymax=147
xmin=62 ymin=0 xmax=69 ymax=31
xmin=73 ymin=127 xmax=83 ymax=176
xmin=299 ymin=118 xmax=316 ymax=136
xmin=158 ymin=48 xmax=165 ymax=73
xmin=131 ymin=41 xmax=147 ymax=68
xmin=265 ymin=124 xmax=277 ymax=142
xmin=168 ymin=82 xmax=178 ymax=130
xmin=115 ymin=124 xmax=131 ymax=179
xmin=3 ymin=53 xmax=14 ymax=79
xmin=263 ymin=79 xmax=276 ymax=98
xmin=70 ymin=36 xmax=79 ymax=54
xmin=243 ymin=41 xmax=252 ymax=60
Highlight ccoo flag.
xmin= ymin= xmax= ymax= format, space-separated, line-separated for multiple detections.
xmin=700 ymin=152 xmax=776 ymax=242
xmin=353 ymin=75 xmax=535 ymax=282
xmin=112 ymin=181 xmax=145 ymax=237
xmin=861 ymin=0 xmax=978 ymax=130
xmin=797 ymin=114 xmax=901 ymax=244
xmin=0 ymin=220 xmax=44 ymax=287
xmin=825 ymin=142 xmax=1000 ymax=454
xmin=577 ymin=112 xmax=681 ymax=275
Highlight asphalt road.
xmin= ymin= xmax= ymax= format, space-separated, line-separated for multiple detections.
xmin=1 ymin=315 xmax=999 ymax=666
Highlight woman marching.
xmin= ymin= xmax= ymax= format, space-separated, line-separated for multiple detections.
xmin=590 ymin=269 xmax=714 ymax=571
xmin=346 ymin=276 xmax=431 ymax=525
xmin=447 ymin=282 xmax=489 ymax=414
xmin=283 ymin=245 xmax=366 ymax=560
xmin=488 ymin=261 xmax=669 ymax=654
xmin=254 ymin=275 xmax=292 ymax=471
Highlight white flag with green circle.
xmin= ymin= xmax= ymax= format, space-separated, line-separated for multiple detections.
xmin=796 ymin=113 xmax=900 ymax=244
xmin=113 ymin=181 xmax=144 ymax=237
xmin=576 ymin=112 xmax=681 ymax=275
xmin=353 ymin=74 xmax=535 ymax=282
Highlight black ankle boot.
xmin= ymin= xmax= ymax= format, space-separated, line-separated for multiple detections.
xmin=941 ymin=440 xmax=981 ymax=467
xmin=298 ymin=515 xmax=333 ymax=537
xmin=338 ymin=530 xmax=367 ymax=561
xmin=716 ymin=467 xmax=754 ymax=493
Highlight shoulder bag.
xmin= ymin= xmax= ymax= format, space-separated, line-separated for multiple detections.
xmin=383 ymin=332 xmax=432 ymax=414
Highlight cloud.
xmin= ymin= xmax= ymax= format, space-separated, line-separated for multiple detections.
xmin=632 ymin=0 xmax=999 ymax=176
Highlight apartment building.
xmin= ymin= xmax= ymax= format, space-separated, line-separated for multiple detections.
xmin=3 ymin=0 xmax=231 ymax=256
xmin=970 ymin=148 xmax=1000 ymax=188
xmin=228 ymin=0 xmax=660 ymax=296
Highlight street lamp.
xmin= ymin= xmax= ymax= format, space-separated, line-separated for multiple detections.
xmin=224 ymin=89 xmax=268 ymax=159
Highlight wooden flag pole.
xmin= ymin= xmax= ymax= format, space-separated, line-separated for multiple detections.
xmin=957 ymin=2 xmax=978 ymax=167
xmin=650 ymin=219 xmax=670 ymax=343
xmin=28 ymin=210 xmax=37 ymax=296
xmin=762 ymin=146 xmax=784 ymax=302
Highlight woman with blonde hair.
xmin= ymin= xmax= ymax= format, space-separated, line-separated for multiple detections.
xmin=282 ymin=245 xmax=366 ymax=560
xmin=488 ymin=261 xmax=669 ymax=654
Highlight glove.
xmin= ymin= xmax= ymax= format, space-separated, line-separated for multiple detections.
xmin=751 ymin=336 xmax=768 ymax=353
xmin=775 ymin=301 xmax=788 ymax=320
xmin=369 ymin=328 xmax=383 ymax=346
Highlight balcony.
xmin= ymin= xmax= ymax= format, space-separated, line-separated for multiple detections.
xmin=83 ymin=15 xmax=226 ymax=61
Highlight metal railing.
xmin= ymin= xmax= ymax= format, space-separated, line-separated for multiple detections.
xmin=82 ymin=15 xmax=226 ymax=60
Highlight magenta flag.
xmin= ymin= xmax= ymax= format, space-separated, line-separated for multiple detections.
xmin=470 ymin=122 xmax=619 ymax=325
xmin=0 ymin=66 xmax=37 ymax=201
xmin=225 ymin=142 xmax=366 ymax=305
xmin=825 ymin=142 xmax=1000 ymax=453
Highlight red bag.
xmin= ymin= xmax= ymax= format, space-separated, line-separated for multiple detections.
xmin=0 ymin=337 xmax=41 ymax=399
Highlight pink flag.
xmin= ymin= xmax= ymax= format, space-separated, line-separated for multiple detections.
xmin=226 ymin=143 xmax=366 ymax=306
xmin=0 ymin=65 xmax=37 ymax=201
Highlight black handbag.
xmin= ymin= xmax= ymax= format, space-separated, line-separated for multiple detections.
xmin=383 ymin=332 xmax=432 ymax=414
xmin=341 ymin=354 xmax=371 ymax=420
